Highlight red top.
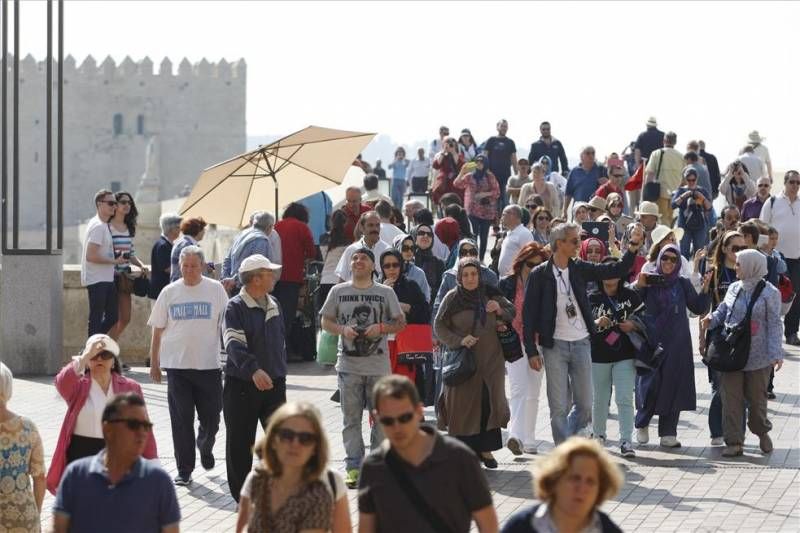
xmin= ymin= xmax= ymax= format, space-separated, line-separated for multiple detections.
xmin=275 ymin=217 xmax=316 ymax=283
xmin=342 ymin=203 xmax=371 ymax=244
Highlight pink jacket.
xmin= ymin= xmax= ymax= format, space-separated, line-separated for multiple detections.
xmin=46 ymin=361 xmax=158 ymax=494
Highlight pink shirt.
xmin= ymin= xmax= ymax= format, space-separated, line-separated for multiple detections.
xmin=454 ymin=171 xmax=500 ymax=220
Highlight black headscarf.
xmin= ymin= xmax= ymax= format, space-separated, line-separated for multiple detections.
xmin=442 ymin=257 xmax=500 ymax=325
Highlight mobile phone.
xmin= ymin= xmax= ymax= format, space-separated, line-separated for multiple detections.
xmin=645 ymin=273 xmax=666 ymax=287
xmin=121 ymin=252 xmax=131 ymax=260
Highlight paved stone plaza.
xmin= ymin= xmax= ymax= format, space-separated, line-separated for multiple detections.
xmin=13 ymin=324 xmax=799 ymax=532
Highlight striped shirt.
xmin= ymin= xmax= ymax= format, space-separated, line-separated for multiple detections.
xmin=110 ymin=225 xmax=134 ymax=274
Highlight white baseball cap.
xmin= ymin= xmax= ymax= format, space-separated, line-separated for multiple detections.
xmin=84 ymin=334 xmax=120 ymax=357
xmin=238 ymin=254 xmax=282 ymax=274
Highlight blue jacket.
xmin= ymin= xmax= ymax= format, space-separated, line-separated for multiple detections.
xmin=223 ymin=289 xmax=287 ymax=381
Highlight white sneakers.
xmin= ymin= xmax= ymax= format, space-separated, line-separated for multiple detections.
xmin=710 ymin=437 xmax=724 ymax=446
xmin=660 ymin=436 xmax=681 ymax=448
xmin=636 ymin=427 xmax=649 ymax=444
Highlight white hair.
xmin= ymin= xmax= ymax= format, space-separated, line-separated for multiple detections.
xmin=179 ymin=245 xmax=205 ymax=266
xmin=159 ymin=213 xmax=182 ymax=235
xmin=0 ymin=362 xmax=12 ymax=404
xmin=549 ymin=222 xmax=580 ymax=251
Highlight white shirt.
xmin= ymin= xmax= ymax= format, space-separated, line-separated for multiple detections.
xmin=148 ymin=277 xmax=229 ymax=369
xmin=81 ymin=215 xmax=115 ymax=286
xmin=407 ymin=158 xmax=431 ymax=179
xmin=432 ymin=235 xmax=451 ymax=262
xmin=752 ymin=143 xmax=771 ymax=175
xmin=552 ymin=265 xmax=589 ymax=341
xmin=545 ymin=171 xmax=568 ymax=198
xmin=73 ymin=368 xmax=114 ymax=438
xmin=738 ymin=153 xmax=764 ymax=181
xmin=760 ymin=192 xmax=800 ymax=259
xmin=380 ymin=222 xmax=405 ymax=246
xmin=498 ymin=224 xmax=534 ymax=277
xmin=335 ymin=238 xmax=391 ymax=281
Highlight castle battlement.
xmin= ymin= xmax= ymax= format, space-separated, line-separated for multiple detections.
xmin=5 ymin=54 xmax=246 ymax=81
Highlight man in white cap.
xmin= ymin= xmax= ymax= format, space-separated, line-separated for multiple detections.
xmin=635 ymin=201 xmax=661 ymax=253
xmin=222 ymin=253 xmax=287 ymax=502
xmin=148 ymin=245 xmax=228 ymax=486
xmin=634 ymin=116 xmax=665 ymax=161
xmin=748 ymin=130 xmax=772 ymax=181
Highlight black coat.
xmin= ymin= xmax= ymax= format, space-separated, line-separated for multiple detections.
xmin=501 ymin=504 xmax=622 ymax=533
xmin=522 ymin=250 xmax=636 ymax=354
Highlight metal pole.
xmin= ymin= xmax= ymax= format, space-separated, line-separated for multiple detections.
xmin=12 ymin=0 xmax=19 ymax=248
xmin=46 ymin=0 xmax=52 ymax=251
xmin=2 ymin=0 xmax=8 ymax=252
xmin=57 ymin=0 xmax=63 ymax=249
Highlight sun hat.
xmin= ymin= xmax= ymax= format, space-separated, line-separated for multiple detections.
xmin=748 ymin=130 xmax=765 ymax=144
xmin=635 ymin=201 xmax=660 ymax=218
xmin=649 ymin=224 xmax=685 ymax=253
xmin=587 ymin=196 xmax=607 ymax=211
xmin=646 ymin=116 xmax=658 ymax=127
xmin=238 ymin=254 xmax=282 ymax=274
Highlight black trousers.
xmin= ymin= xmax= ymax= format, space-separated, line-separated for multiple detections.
xmin=166 ymin=368 xmax=223 ymax=478
xmin=66 ymin=435 xmax=105 ymax=465
xmin=223 ymin=374 xmax=286 ymax=502
xmin=273 ymin=281 xmax=302 ymax=335
xmin=86 ymin=281 xmax=118 ymax=336
xmin=784 ymin=257 xmax=800 ymax=337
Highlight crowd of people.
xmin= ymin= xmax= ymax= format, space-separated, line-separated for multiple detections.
xmin=1 ymin=117 xmax=797 ymax=532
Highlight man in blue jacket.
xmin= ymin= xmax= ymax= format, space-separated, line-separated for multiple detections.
xmin=222 ymin=254 xmax=286 ymax=502
xmin=523 ymin=223 xmax=644 ymax=444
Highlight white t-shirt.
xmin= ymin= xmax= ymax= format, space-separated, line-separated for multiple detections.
xmin=81 ymin=215 xmax=115 ymax=286
xmin=380 ymin=222 xmax=405 ymax=246
xmin=738 ymin=153 xmax=764 ymax=181
xmin=73 ymin=363 xmax=114 ymax=438
xmin=335 ymin=238 xmax=391 ymax=281
xmin=148 ymin=277 xmax=229 ymax=370
xmin=498 ymin=224 xmax=534 ymax=277
xmin=552 ymin=265 xmax=589 ymax=342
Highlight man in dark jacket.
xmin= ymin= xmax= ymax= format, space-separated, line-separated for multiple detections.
xmin=527 ymin=121 xmax=569 ymax=175
xmin=698 ymin=139 xmax=721 ymax=197
xmin=522 ymin=222 xmax=644 ymax=444
xmin=149 ymin=214 xmax=182 ymax=300
xmin=634 ymin=116 xmax=665 ymax=161
xmin=222 ymin=254 xmax=287 ymax=502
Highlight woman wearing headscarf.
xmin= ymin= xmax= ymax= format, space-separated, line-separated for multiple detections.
xmin=434 ymin=258 xmax=514 ymax=468
xmin=412 ymin=223 xmax=445 ymax=304
xmin=498 ymin=243 xmax=550 ymax=455
xmin=454 ymin=154 xmax=501 ymax=262
xmin=580 ymin=237 xmax=607 ymax=293
xmin=391 ymin=234 xmax=430 ymax=302
xmin=702 ymin=249 xmax=783 ymax=457
xmin=634 ymin=244 xmax=713 ymax=448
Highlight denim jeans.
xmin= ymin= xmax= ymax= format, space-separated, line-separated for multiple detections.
xmin=541 ymin=337 xmax=593 ymax=445
xmin=338 ymin=372 xmax=384 ymax=470
xmin=708 ymin=368 xmax=723 ymax=438
xmin=591 ymin=359 xmax=635 ymax=443
xmin=86 ymin=281 xmax=118 ymax=336
xmin=680 ymin=225 xmax=708 ymax=259
xmin=468 ymin=215 xmax=492 ymax=262
xmin=390 ymin=179 xmax=406 ymax=209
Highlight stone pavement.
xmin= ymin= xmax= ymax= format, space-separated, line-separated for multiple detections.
xmin=11 ymin=324 xmax=800 ymax=532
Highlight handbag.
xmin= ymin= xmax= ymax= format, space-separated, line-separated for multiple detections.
xmin=132 ymin=272 xmax=150 ymax=298
xmin=441 ymin=308 xmax=479 ymax=387
xmin=642 ymin=148 xmax=664 ymax=202
xmin=316 ymin=331 xmax=339 ymax=366
xmin=703 ymin=280 xmax=765 ymax=372
xmin=395 ymin=324 xmax=433 ymax=365
xmin=497 ymin=322 xmax=523 ymax=363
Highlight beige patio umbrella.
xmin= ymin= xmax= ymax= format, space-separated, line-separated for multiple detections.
xmin=179 ymin=126 xmax=375 ymax=228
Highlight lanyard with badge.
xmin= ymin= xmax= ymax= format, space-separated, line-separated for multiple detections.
xmin=555 ymin=267 xmax=578 ymax=322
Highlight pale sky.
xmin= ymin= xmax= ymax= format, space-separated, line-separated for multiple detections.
xmin=15 ymin=0 xmax=800 ymax=172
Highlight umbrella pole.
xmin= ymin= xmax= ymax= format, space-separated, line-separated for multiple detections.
xmin=272 ymin=174 xmax=279 ymax=219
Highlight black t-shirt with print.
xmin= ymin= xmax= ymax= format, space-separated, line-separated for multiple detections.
xmin=588 ymin=286 xmax=644 ymax=363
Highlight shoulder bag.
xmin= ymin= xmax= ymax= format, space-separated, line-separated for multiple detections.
xmin=703 ymin=280 xmax=765 ymax=372
xmin=384 ymin=450 xmax=455 ymax=533
xmin=441 ymin=307 xmax=479 ymax=387
xmin=497 ymin=321 xmax=523 ymax=363
xmin=642 ymin=149 xmax=664 ymax=202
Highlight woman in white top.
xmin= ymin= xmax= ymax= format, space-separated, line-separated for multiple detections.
xmin=458 ymin=128 xmax=479 ymax=162
xmin=518 ymin=162 xmax=561 ymax=216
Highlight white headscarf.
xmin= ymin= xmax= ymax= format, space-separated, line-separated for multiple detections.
xmin=735 ymin=249 xmax=767 ymax=292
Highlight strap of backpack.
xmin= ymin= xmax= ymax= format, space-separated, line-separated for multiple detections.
xmin=654 ymin=149 xmax=664 ymax=183
xmin=743 ymin=280 xmax=766 ymax=321
xmin=384 ymin=450 xmax=455 ymax=533
xmin=327 ymin=470 xmax=338 ymax=500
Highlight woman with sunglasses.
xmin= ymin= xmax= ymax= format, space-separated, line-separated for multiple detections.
xmin=412 ymin=224 xmax=445 ymax=304
xmin=700 ymin=230 xmax=746 ymax=446
xmin=46 ymin=334 xmax=157 ymax=494
xmin=454 ymin=154 xmax=501 ymax=262
xmin=498 ymin=243 xmax=550 ymax=455
xmin=435 ymin=258 xmax=514 ymax=468
xmin=458 ymin=128 xmax=479 ymax=162
xmin=719 ymin=160 xmax=756 ymax=211
xmin=431 ymin=137 xmax=465 ymax=206
xmin=518 ymin=162 xmax=561 ymax=216
xmin=529 ymin=207 xmax=552 ymax=246
xmin=605 ymin=192 xmax=630 ymax=240
xmin=391 ymin=235 xmax=431 ymax=302
xmin=634 ymin=245 xmax=713 ymax=448
xmin=236 ymin=401 xmax=338 ymax=533
xmin=672 ymin=168 xmax=713 ymax=259
xmin=108 ymin=191 xmax=148 ymax=345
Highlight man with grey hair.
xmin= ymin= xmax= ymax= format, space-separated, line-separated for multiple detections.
xmin=222 ymin=254 xmax=287 ymax=501
xmin=148 ymin=245 xmax=228 ymax=486
xmin=221 ymin=211 xmax=275 ymax=295
xmin=523 ymin=222 xmax=644 ymax=445
xmin=497 ymin=204 xmax=533 ymax=276
xmin=149 ymin=214 xmax=182 ymax=300
xmin=563 ymin=146 xmax=603 ymax=219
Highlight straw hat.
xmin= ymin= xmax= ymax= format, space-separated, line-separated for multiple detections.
xmin=748 ymin=130 xmax=765 ymax=144
xmin=649 ymin=224 xmax=685 ymax=254
xmin=635 ymin=201 xmax=660 ymax=218
xmin=587 ymin=196 xmax=607 ymax=211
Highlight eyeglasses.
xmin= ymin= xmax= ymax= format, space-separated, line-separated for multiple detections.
xmin=101 ymin=201 xmax=118 ymax=207
xmin=401 ymin=245 xmax=414 ymax=252
xmin=416 ymin=231 xmax=432 ymax=237
xmin=788 ymin=180 xmax=800 ymax=186
xmin=460 ymin=248 xmax=478 ymax=257
xmin=276 ymin=428 xmax=318 ymax=446
xmin=731 ymin=245 xmax=746 ymax=253
xmin=378 ymin=411 xmax=415 ymax=427
xmin=758 ymin=184 xmax=770 ymax=188
xmin=107 ymin=418 xmax=154 ymax=432
xmin=117 ymin=199 xmax=131 ymax=205
xmin=383 ymin=262 xmax=401 ymax=269
xmin=660 ymin=255 xmax=679 ymax=264
xmin=91 ymin=351 xmax=115 ymax=361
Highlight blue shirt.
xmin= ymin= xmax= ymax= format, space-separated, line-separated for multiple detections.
xmin=170 ymin=235 xmax=197 ymax=282
xmin=388 ymin=159 xmax=409 ymax=180
xmin=566 ymin=164 xmax=603 ymax=202
xmin=221 ymin=229 xmax=273 ymax=280
xmin=54 ymin=450 xmax=180 ymax=533
xmin=298 ymin=191 xmax=332 ymax=245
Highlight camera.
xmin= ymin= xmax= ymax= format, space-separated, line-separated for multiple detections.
xmin=645 ymin=273 xmax=667 ymax=287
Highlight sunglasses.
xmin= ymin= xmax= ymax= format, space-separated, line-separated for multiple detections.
xmin=91 ymin=351 xmax=115 ymax=361
xmin=731 ymin=245 xmax=746 ymax=253
xmin=758 ymin=184 xmax=770 ymax=188
xmin=660 ymin=255 xmax=679 ymax=264
xmin=686 ymin=178 xmax=697 ymax=182
xmin=117 ymin=199 xmax=131 ymax=205
xmin=276 ymin=427 xmax=318 ymax=446
xmin=378 ymin=411 xmax=415 ymax=427
xmin=788 ymin=181 xmax=800 ymax=186
xmin=107 ymin=418 xmax=154 ymax=432
xmin=101 ymin=201 xmax=118 ymax=207
xmin=416 ymin=231 xmax=432 ymax=237
xmin=383 ymin=262 xmax=401 ymax=269
xmin=460 ymin=248 xmax=478 ymax=257
xmin=401 ymin=245 xmax=414 ymax=252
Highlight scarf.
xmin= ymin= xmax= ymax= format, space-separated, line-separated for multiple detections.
xmin=441 ymin=257 xmax=500 ymax=324
xmin=736 ymin=249 xmax=767 ymax=292
xmin=392 ymin=234 xmax=414 ymax=275
xmin=652 ymin=244 xmax=682 ymax=327
xmin=579 ymin=237 xmax=607 ymax=262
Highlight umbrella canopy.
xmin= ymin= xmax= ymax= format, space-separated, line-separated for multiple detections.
xmin=179 ymin=126 xmax=375 ymax=228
